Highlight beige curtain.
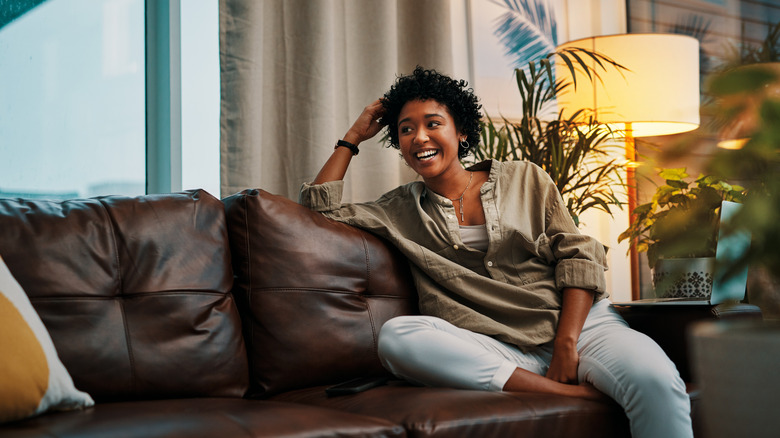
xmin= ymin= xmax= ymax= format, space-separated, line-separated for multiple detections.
xmin=219 ymin=0 xmax=455 ymax=201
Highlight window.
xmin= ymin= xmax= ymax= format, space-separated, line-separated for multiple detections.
xmin=181 ymin=0 xmax=219 ymax=197
xmin=0 ymin=0 xmax=219 ymax=200
xmin=0 ymin=0 xmax=145 ymax=200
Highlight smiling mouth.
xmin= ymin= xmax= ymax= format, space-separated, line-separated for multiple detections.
xmin=416 ymin=150 xmax=438 ymax=161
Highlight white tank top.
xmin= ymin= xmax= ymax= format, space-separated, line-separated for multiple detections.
xmin=459 ymin=224 xmax=489 ymax=252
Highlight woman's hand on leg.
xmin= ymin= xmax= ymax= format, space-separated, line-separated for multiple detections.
xmin=546 ymin=341 xmax=579 ymax=384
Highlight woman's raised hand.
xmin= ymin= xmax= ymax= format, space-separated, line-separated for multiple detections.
xmin=312 ymin=99 xmax=387 ymax=184
xmin=343 ymin=99 xmax=386 ymax=145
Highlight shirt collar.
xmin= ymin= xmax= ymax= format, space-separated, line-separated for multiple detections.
xmin=421 ymin=159 xmax=500 ymax=205
xmin=473 ymin=159 xmax=500 ymax=194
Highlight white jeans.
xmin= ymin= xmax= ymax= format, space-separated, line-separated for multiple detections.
xmin=377 ymin=299 xmax=693 ymax=438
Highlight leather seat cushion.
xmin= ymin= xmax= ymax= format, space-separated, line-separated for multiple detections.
xmin=273 ymin=383 xmax=631 ymax=438
xmin=0 ymin=398 xmax=404 ymax=438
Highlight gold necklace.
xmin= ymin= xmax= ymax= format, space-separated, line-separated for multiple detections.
xmin=450 ymin=172 xmax=473 ymax=222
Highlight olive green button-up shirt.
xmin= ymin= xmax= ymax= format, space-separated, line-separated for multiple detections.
xmin=299 ymin=160 xmax=608 ymax=350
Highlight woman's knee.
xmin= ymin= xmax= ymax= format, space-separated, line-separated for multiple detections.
xmin=608 ymin=350 xmax=688 ymax=406
xmin=633 ymin=360 xmax=686 ymax=396
xmin=582 ymin=329 xmax=687 ymax=398
xmin=377 ymin=315 xmax=433 ymax=361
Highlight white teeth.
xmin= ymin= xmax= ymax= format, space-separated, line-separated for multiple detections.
xmin=416 ymin=150 xmax=438 ymax=160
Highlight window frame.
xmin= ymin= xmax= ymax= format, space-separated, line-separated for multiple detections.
xmin=145 ymin=0 xmax=182 ymax=194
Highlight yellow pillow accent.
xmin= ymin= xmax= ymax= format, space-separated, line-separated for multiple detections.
xmin=0 ymin=293 xmax=49 ymax=420
xmin=0 ymin=256 xmax=94 ymax=424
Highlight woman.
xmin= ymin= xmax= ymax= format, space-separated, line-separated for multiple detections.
xmin=299 ymin=67 xmax=693 ymax=438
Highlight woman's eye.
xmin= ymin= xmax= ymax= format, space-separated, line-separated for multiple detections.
xmin=428 ymin=121 xmax=441 ymax=128
xmin=400 ymin=126 xmax=412 ymax=134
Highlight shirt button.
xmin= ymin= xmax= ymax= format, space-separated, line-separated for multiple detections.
xmin=448 ymin=214 xmax=454 ymax=220
xmin=453 ymin=244 xmax=459 ymax=250
xmin=487 ymin=261 xmax=494 ymax=267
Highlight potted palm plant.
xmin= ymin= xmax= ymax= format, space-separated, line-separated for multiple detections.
xmin=618 ymin=168 xmax=745 ymax=298
xmin=475 ymin=50 xmax=627 ymax=227
xmin=466 ymin=0 xmax=628 ymax=227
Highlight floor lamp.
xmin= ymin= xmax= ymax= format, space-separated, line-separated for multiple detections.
xmin=556 ymin=34 xmax=700 ymax=300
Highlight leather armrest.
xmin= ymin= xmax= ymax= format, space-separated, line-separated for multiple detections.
xmin=612 ymin=303 xmax=762 ymax=382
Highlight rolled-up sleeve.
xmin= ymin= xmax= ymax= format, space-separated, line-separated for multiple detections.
xmin=555 ymin=258 xmax=607 ymax=297
xmin=550 ymin=230 xmax=608 ymax=297
xmin=299 ymin=180 xmax=345 ymax=212
xmin=536 ymin=167 xmax=608 ymax=299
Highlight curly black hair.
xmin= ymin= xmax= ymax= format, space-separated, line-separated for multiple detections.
xmin=380 ymin=66 xmax=482 ymax=158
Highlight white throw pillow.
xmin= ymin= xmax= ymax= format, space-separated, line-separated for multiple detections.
xmin=0 ymin=255 xmax=94 ymax=423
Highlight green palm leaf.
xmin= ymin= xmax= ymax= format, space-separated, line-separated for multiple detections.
xmin=489 ymin=0 xmax=558 ymax=69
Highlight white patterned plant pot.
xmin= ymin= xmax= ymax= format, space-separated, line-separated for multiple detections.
xmin=652 ymin=257 xmax=715 ymax=298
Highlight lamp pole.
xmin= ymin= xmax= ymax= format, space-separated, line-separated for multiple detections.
xmin=625 ymin=123 xmax=640 ymax=300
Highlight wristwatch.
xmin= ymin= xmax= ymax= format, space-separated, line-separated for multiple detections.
xmin=335 ymin=139 xmax=359 ymax=156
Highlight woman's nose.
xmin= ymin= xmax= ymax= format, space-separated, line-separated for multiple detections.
xmin=414 ymin=129 xmax=429 ymax=144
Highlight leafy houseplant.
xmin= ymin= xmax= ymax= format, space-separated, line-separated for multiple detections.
xmin=660 ymin=22 xmax=780 ymax=315
xmin=475 ymin=50 xmax=627 ymax=227
xmin=618 ymin=168 xmax=745 ymax=269
xmin=703 ymin=64 xmax=780 ymax=318
xmin=683 ymin=31 xmax=780 ymax=437
xmin=704 ymin=21 xmax=780 ymax=141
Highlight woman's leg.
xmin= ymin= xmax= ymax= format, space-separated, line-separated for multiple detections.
xmin=501 ymin=366 xmax=610 ymax=400
xmin=377 ymin=315 xmax=600 ymax=399
xmin=377 ymin=315 xmax=524 ymax=391
xmin=577 ymin=300 xmax=694 ymax=438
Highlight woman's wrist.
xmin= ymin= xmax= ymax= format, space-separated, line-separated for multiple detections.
xmin=335 ymin=139 xmax=359 ymax=156
xmin=554 ymin=335 xmax=577 ymax=349
xmin=342 ymin=131 xmax=362 ymax=146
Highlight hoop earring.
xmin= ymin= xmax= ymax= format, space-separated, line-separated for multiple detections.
xmin=459 ymin=139 xmax=469 ymax=152
xmin=399 ymin=151 xmax=410 ymax=166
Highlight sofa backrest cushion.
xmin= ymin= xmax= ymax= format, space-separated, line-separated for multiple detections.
xmin=223 ymin=189 xmax=417 ymax=397
xmin=0 ymin=190 xmax=248 ymax=402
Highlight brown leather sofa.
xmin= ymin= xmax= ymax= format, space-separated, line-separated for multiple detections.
xmin=0 ymin=188 xmax=714 ymax=437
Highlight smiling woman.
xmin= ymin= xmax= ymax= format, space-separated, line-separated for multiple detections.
xmin=381 ymin=67 xmax=482 ymax=159
xmin=298 ymin=66 xmax=695 ymax=438
xmin=395 ymin=101 xmax=468 ymax=186
xmin=394 ymin=98 xmax=487 ymax=226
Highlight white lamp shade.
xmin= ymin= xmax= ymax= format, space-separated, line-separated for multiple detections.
xmin=556 ymin=34 xmax=700 ymax=137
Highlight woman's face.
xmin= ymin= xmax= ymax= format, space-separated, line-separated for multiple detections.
xmin=397 ymin=99 xmax=463 ymax=181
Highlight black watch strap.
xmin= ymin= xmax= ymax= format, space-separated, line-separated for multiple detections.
xmin=335 ymin=139 xmax=359 ymax=155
